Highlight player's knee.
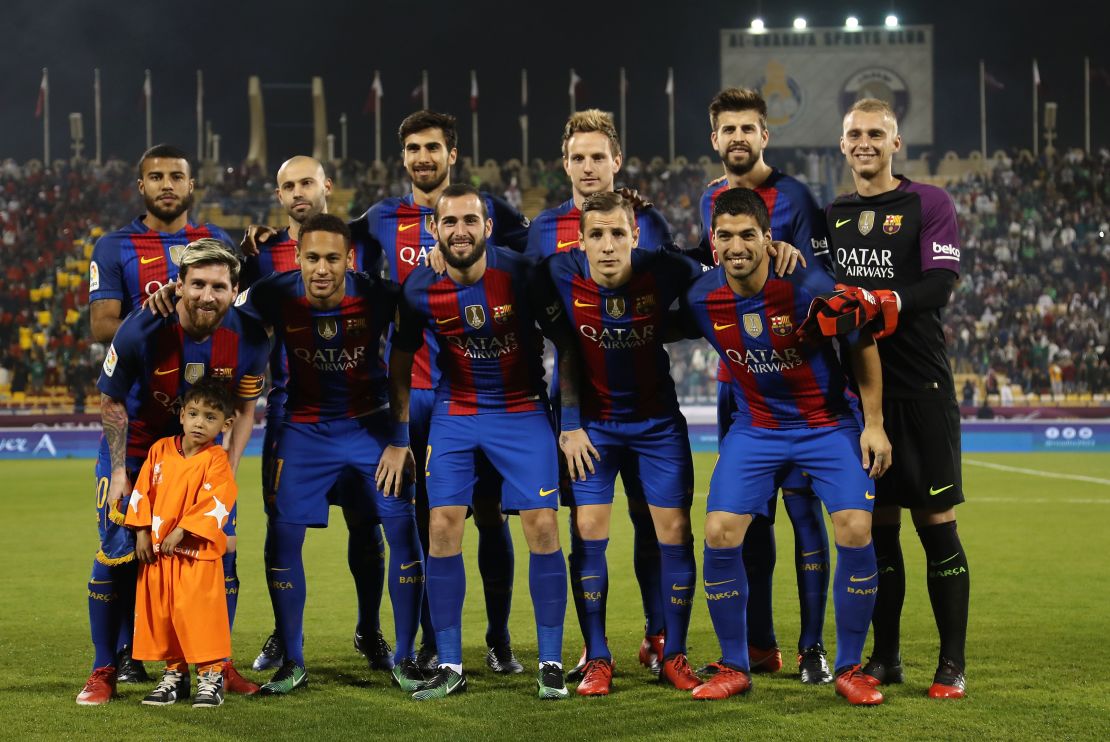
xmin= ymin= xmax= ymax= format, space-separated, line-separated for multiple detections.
xmin=704 ymin=512 xmax=746 ymax=549
xmin=225 ymin=535 xmax=237 ymax=554
xmin=830 ymin=509 xmax=872 ymax=548
xmin=520 ymin=508 xmax=561 ymax=554
xmin=652 ymin=508 xmax=692 ymax=545
xmin=574 ymin=504 xmax=611 ymax=541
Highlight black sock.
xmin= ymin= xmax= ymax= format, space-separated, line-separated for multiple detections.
xmin=918 ymin=521 xmax=969 ymax=672
xmin=870 ymin=523 xmax=905 ymax=663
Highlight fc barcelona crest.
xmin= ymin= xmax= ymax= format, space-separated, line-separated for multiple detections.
xmin=465 ymin=304 xmax=487 ymax=329
xmin=883 ymin=214 xmax=903 ymax=234
xmin=169 ymin=244 xmax=186 ymax=266
xmin=492 ymin=304 xmax=514 ymax=324
xmin=605 ymin=297 xmax=626 ymax=319
xmin=770 ymin=314 xmax=793 ymax=336
xmin=857 ymin=210 xmax=876 ymax=236
xmin=743 ymin=313 xmax=763 ymax=338
xmin=184 ymin=362 xmax=205 ymax=384
xmin=316 ymin=318 xmax=338 ymax=340
xmin=634 ymin=294 xmax=656 ymax=316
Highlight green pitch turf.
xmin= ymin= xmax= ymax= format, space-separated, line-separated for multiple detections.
xmin=2 ymin=452 xmax=1109 ymax=740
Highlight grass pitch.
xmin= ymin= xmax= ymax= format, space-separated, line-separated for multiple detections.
xmin=2 ymin=452 xmax=1109 ymax=740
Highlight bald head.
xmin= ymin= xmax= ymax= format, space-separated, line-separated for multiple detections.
xmin=275 ymin=156 xmax=331 ymax=226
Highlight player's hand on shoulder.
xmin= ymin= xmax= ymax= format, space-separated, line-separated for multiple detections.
xmin=375 ymin=445 xmax=414 ymax=497
xmin=425 ymin=246 xmax=447 ymax=275
xmin=240 ymin=224 xmax=278 ymax=257
xmin=134 ymin=528 xmax=156 ymax=564
xmin=617 ymin=187 xmax=653 ymax=211
xmin=143 ymin=283 xmax=178 ymax=317
xmin=559 ymin=428 xmax=600 ymax=482
xmin=860 ymin=424 xmax=892 ymax=479
xmin=767 ymin=240 xmax=806 ymax=276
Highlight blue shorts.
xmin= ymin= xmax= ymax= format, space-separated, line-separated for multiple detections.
xmin=411 ymin=388 xmax=502 ymax=510
xmin=426 ymin=410 xmax=559 ymax=512
xmin=564 ymin=415 xmax=693 ymax=510
xmin=270 ymin=413 xmax=415 ymax=527
xmin=708 ymin=424 xmax=875 ymax=517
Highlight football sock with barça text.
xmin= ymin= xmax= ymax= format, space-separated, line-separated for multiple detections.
xmin=222 ymin=552 xmax=239 ymax=632
xmin=703 ymin=543 xmax=750 ymax=671
xmin=918 ymin=521 xmax=969 ymax=671
xmin=783 ymin=492 xmax=830 ymax=650
xmin=269 ymin=522 xmax=308 ymax=667
xmin=88 ymin=560 xmax=124 ymax=670
xmin=263 ymin=522 xmax=283 ymax=649
xmin=869 ymin=523 xmax=906 ymax=662
xmin=381 ymin=517 xmax=424 ymax=661
xmin=529 ymin=550 xmax=568 ymax=665
xmin=832 ymin=542 xmax=878 ymax=672
xmin=477 ymin=517 xmax=515 ymax=648
xmin=629 ymin=505 xmax=665 ymax=636
xmin=659 ymin=541 xmax=696 ymax=657
xmin=742 ymin=514 xmax=777 ymax=649
xmin=426 ymin=554 xmax=466 ymax=666
xmin=573 ymin=538 xmax=610 ymax=660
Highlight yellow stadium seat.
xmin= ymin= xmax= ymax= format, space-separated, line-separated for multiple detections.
xmin=66 ymin=309 xmax=80 ymax=325
xmin=36 ymin=311 xmax=51 ymax=327
xmin=40 ymin=285 xmax=53 ymax=299
xmin=29 ymin=288 xmax=42 ymax=303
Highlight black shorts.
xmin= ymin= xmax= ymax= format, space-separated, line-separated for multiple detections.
xmin=875 ymin=396 xmax=964 ymax=510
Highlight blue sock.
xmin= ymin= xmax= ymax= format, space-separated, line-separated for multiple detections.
xmin=346 ymin=517 xmax=385 ymax=638
xmin=572 ymin=538 xmax=609 ymax=660
xmin=743 ymin=513 xmax=777 ymax=649
xmin=832 ymin=542 xmax=878 ymax=673
xmin=477 ymin=517 xmax=514 ymax=648
xmin=269 ymin=522 xmax=307 ymax=667
xmin=222 ymin=552 xmax=239 ymax=633
xmin=381 ymin=516 xmax=424 ymax=661
xmin=529 ymin=550 xmax=568 ymax=665
xmin=426 ymin=554 xmax=466 ymax=666
xmin=703 ymin=543 xmax=749 ymax=671
xmin=659 ymin=541 xmax=696 ymax=657
xmin=88 ymin=560 xmax=123 ymax=669
xmin=783 ymin=493 xmax=829 ymax=650
xmin=629 ymin=506 xmax=664 ymax=635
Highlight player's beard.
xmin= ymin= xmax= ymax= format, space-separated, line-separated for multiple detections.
xmin=441 ymin=235 xmax=486 ymax=270
xmin=411 ymin=166 xmax=449 ymax=195
xmin=288 ymin=196 xmax=326 ymax=225
xmin=182 ymin=298 xmax=225 ymax=336
xmin=145 ymin=189 xmax=193 ymax=223
xmin=721 ymin=146 xmax=759 ymax=177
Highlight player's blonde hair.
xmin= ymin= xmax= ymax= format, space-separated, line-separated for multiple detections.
xmin=562 ymin=109 xmax=622 ymax=159
xmin=179 ymin=238 xmax=241 ymax=285
xmin=844 ymin=98 xmax=899 ymax=136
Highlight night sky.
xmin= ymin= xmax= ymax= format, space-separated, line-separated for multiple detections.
xmin=2 ymin=0 xmax=1106 ymax=168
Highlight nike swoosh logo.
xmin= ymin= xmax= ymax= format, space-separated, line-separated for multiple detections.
xmin=835 ymin=218 xmax=851 ymax=228
xmin=849 ymin=572 xmax=878 ymax=583
xmin=556 ymin=239 xmax=579 ymax=249
xmin=713 ymin=322 xmax=735 ymax=331
xmin=573 ymin=299 xmax=597 ymax=308
xmin=269 ymin=567 xmax=290 ymax=572
xmin=672 ymin=584 xmax=691 ymax=591
xmin=865 ymin=492 xmax=875 ymax=500
xmin=704 ymin=579 xmax=735 ymax=587
xmin=929 ymin=553 xmax=960 ymax=567
xmin=398 ymin=222 xmax=418 ymax=232
xmin=539 ymin=487 xmax=557 ymax=497
xmin=579 ymin=575 xmax=600 ymax=581
xmin=153 ymin=367 xmax=179 ymax=376
xmin=929 ymin=484 xmax=955 ymax=496
xmin=90 ymin=579 xmax=113 ymax=585
xmin=436 ymin=316 xmax=459 ymax=325
xmin=286 ymin=325 xmax=309 ymax=333
xmin=140 ymin=255 xmax=163 ymax=264
xmin=801 ymin=549 xmax=825 ymax=557
xmin=400 ymin=561 xmax=420 ymax=570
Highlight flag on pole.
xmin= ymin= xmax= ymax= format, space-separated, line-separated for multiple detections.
xmin=665 ymin=68 xmax=674 ymax=96
xmin=1033 ymin=60 xmax=1041 ymax=87
xmin=35 ymin=69 xmax=47 ymax=117
xmin=364 ymin=71 xmax=383 ymax=114
xmin=144 ymin=71 xmax=152 ymax=101
xmin=569 ymin=69 xmax=582 ymax=96
xmin=984 ymin=70 xmax=1005 ymax=90
xmin=411 ymin=83 xmax=423 ymax=103
xmin=470 ymin=70 xmax=479 ymax=112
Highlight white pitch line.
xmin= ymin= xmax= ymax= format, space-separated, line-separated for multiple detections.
xmin=964 ymin=458 xmax=1110 ymax=488
xmin=971 ymin=497 xmax=1110 ymax=505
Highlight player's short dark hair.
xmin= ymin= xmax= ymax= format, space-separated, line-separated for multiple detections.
xmin=712 ymin=187 xmax=770 ymax=233
xmin=579 ymin=191 xmax=635 ymax=232
xmin=398 ymin=110 xmax=458 ymax=152
xmin=562 ymin=109 xmax=621 ymax=159
xmin=178 ymin=238 xmax=241 ymax=285
xmin=434 ymin=183 xmax=488 ymax=221
xmin=298 ymin=213 xmax=351 ymax=245
xmin=708 ymin=88 xmax=768 ymax=132
xmin=137 ymin=144 xmax=193 ymax=178
xmin=182 ymin=377 xmax=235 ymax=419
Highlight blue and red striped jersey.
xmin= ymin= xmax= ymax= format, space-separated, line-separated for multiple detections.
xmin=350 ymin=192 xmax=529 ymax=391
xmin=524 ymin=198 xmax=674 ymax=262
xmin=394 ymin=246 xmax=548 ymax=415
xmin=234 ymin=271 xmax=397 ymax=423
xmin=89 ymin=216 xmax=234 ymax=315
xmin=545 ymin=247 xmax=700 ymax=422
xmin=681 ymin=268 xmax=858 ymax=430
xmin=96 ymin=307 xmax=269 ymax=462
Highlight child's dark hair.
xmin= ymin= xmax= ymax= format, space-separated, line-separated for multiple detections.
xmin=182 ymin=378 xmax=235 ymax=419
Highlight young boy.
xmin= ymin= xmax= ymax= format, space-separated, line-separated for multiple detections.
xmin=124 ymin=379 xmax=240 ymax=708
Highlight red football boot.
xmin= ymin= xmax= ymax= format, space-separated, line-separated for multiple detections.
xmin=638 ymin=633 xmax=665 ymax=676
xmin=76 ymin=666 xmax=117 ymax=706
xmin=691 ymin=663 xmax=751 ymax=700
xmin=835 ymin=665 xmax=885 ymax=705
xmin=928 ymin=658 xmax=966 ymax=699
xmin=223 ymin=660 xmax=261 ymax=695
xmin=575 ymin=658 xmax=613 ymax=697
xmin=748 ymin=644 xmax=783 ymax=673
xmin=660 ymin=654 xmax=702 ymax=690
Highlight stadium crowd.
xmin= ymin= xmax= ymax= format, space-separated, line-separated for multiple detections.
xmin=1 ymin=147 xmax=1108 ymax=408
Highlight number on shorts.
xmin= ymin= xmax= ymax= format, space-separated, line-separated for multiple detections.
xmin=96 ymin=476 xmax=109 ymax=509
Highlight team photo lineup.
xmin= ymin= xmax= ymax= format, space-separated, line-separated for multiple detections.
xmin=75 ymin=87 xmax=976 ymax=711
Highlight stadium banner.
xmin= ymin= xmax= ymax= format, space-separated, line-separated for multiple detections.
xmin=719 ymin=25 xmax=934 ymax=147
xmin=2 ymin=420 xmax=1109 ymax=459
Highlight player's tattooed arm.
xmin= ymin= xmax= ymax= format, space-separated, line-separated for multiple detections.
xmin=101 ymin=394 xmax=132 ymax=509
xmin=848 ymin=334 xmax=892 ymax=479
